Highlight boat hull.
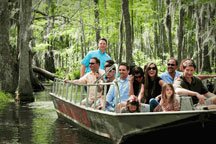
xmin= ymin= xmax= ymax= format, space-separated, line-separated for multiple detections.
xmin=50 ymin=93 xmax=216 ymax=143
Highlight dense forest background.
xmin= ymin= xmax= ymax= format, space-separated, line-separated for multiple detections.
xmin=0 ymin=0 xmax=215 ymax=102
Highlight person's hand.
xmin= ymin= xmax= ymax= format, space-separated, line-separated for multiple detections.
xmin=196 ymin=93 xmax=206 ymax=104
xmin=64 ymin=79 xmax=70 ymax=83
xmin=130 ymin=95 xmax=136 ymax=99
xmin=129 ymin=75 xmax=134 ymax=83
xmin=95 ymin=72 xmax=101 ymax=79
xmin=155 ymin=95 xmax=161 ymax=101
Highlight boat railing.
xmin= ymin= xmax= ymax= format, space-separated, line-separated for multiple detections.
xmin=51 ymin=76 xmax=121 ymax=112
xmin=51 ymin=77 xmax=214 ymax=113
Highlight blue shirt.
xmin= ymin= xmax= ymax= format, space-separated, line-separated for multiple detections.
xmin=106 ymin=77 xmax=130 ymax=111
xmin=160 ymin=71 xmax=182 ymax=84
xmin=81 ymin=49 xmax=111 ymax=74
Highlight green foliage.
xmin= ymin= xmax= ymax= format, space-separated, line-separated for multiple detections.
xmin=27 ymin=0 xmax=215 ymax=76
xmin=55 ymin=67 xmax=68 ymax=79
xmin=9 ymin=25 xmax=17 ymax=47
xmin=73 ymin=70 xmax=80 ymax=79
xmin=132 ymin=49 xmax=169 ymax=74
xmin=55 ymin=67 xmax=80 ymax=80
xmin=0 ymin=91 xmax=12 ymax=110
xmin=33 ymin=43 xmax=50 ymax=52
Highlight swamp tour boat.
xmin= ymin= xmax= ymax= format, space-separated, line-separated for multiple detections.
xmin=49 ymin=64 xmax=216 ymax=144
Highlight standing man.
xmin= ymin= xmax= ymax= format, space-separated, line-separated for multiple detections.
xmin=160 ymin=57 xmax=181 ymax=84
xmin=80 ymin=38 xmax=112 ymax=77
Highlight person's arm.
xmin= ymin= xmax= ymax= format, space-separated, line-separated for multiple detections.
xmin=80 ymin=64 xmax=86 ymax=77
xmin=196 ymin=75 xmax=216 ymax=80
xmin=138 ymin=84 xmax=144 ymax=103
xmin=159 ymin=79 xmax=165 ymax=87
xmin=129 ymin=75 xmax=134 ymax=96
xmin=175 ymin=87 xmax=206 ymax=104
xmin=106 ymin=85 xmax=115 ymax=104
xmin=204 ymin=91 xmax=216 ymax=98
xmin=155 ymin=94 xmax=161 ymax=101
xmin=72 ymin=74 xmax=88 ymax=84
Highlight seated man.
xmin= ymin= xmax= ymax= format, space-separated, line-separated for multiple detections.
xmin=94 ymin=63 xmax=116 ymax=110
xmin=103 ymin=61 xmax=116 ymax=93
xmin=105 ymin=62 xmax=130 ymax=112
xmin=67 ymin=57 xmax=105 ymax=107
xmin=173 ymin=59 xmax=216 ymax=108
xmin=160 ymin=57 xmax=181 ymax=84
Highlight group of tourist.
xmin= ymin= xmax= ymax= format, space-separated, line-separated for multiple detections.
xmin=65 ymin=37 xmax=216 ymax=113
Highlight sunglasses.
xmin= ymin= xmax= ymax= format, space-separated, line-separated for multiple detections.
xmin=134 ymin=75 xmax=142 ymax=78
xmin=167 ymin=63 xmax=175 ymax=66
xmin=89 ymin=62 xmax=96 ymax=65
xmin=148 ymin=67 xmax=156 ymax=70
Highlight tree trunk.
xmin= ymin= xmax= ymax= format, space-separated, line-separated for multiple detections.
xmin=94 ymin=0 xmax=100 ymax=43
xmin=16 ymin=0 xmax=34 ymax=102
xmin=165 ymin=0 xmax=173 ymax=57
xmin=202 ymin=44 xmax=211 ymax=72
xmin=122 ymin=0 xmax=133 ymax=65
xmin=80 ymin=17 xmax=86 ymax=57
xmin=177 ymin=1 xmax=184 ymax=64
xmin=118 ymin=13 xmax=124 ymax=64
xmin=32 ymin=66 xmax=56 ymax=81
xmin=201 ymin=4 xmax=211 ymax=73
xmin=44 ymin=51 xmax=56 ymax=73
xmin=0 ymin=0 xmax=18 ymax=93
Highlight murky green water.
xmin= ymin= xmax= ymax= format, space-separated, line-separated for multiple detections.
xmin=0 ymin=84 xmax=111 ymax=144
xmin=1 ymin=83 xmax=216 ymax=144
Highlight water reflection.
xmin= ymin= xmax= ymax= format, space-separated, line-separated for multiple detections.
xmin=1 ymin=84 xmax=216 ymax=144
xmin=0 ymin=85 xmax=112 ymax=144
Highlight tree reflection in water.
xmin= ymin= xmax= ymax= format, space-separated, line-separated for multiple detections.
xmin=0 ymin=85 xmax=111 ymax=144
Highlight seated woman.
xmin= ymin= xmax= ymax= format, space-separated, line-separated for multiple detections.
xmin=138 ymin=62 xmax=165 ymax=111
xmin=129 ymin=66 xmax=144 ymax=97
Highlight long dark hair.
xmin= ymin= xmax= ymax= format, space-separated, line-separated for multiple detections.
xmin=144 ymin=62 xmax=158 ymax=99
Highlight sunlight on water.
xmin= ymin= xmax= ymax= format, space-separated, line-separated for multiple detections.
xmin=28 ymin=101 xmax=55 ymax=109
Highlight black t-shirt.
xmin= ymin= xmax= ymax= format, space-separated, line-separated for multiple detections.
xmin=174 ymin=76 xmax=208 ymax=104
xmin=144 ymin=77 xmax=162 ymax=104
xmin=133 ymin=78 xmax=144 ymax=96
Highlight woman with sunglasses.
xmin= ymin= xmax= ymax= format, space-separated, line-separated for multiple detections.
xmin=138 ymin=62 xmax=165 ymax=111
xmin=129 ymin=66 xmax=144 ymax=97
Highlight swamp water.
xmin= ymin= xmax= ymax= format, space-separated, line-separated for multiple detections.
xmin=0 ymin=83 xmax=215 ymax=144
